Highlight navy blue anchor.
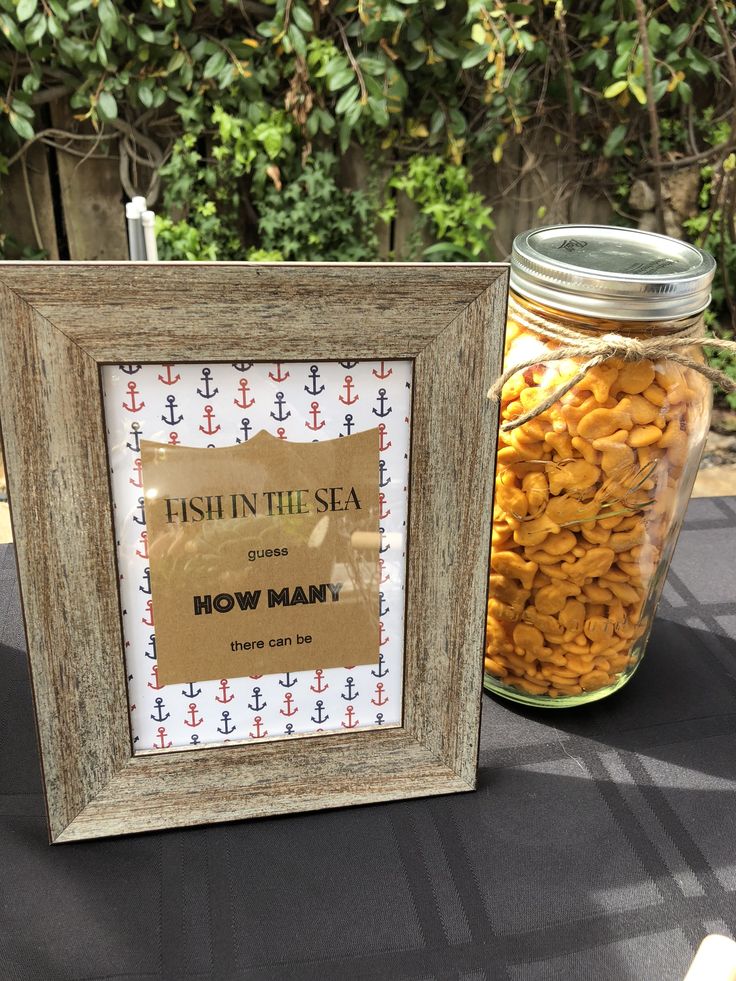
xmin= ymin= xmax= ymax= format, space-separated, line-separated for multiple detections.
xmin=150 ymin=697 xmax=169 ymax=722
xmin=197 ymin=367 xmax=219 ymax=399
xmin=235 ymin=418 xmax=252 ymax=443
xmin=379 ymin=591 xmax=390 ymax=617
xmin=139 ymin=567 xmax=151 ymax=595
xmin=341 ymin=677 xmax=359 ymax=701
xmin=126 ymin=422 xmax=142 ymax=453
xmin=340 ymin=361 xmax=358 ymax=368
xmin=279 ymin=672 xmax=298 ymax=688
xmin=379 ymin=527 xmax=390 ymax=554
xmin=304 ymin=365 xmax=325 ymax=396
xmin=144 ymin=633 xmax=157 ymax=660
xmin=190 ymin=734 xmax=200 ymax=745
xmin=270 ymin=392 xmax=291 ymax=421
xmin=218 ymin=710 xmax=236 ymax=735
xmin=119 ymin=364 xmax=142 ymax=374
xmin=341 ymin=413 xmax=354 ymax=437
xmin=133 ymin=496 xmax=146 ymax=525
xmin=379 ymin=460 xmax=390 ymax=488
xmin=311 ymin=700 xmax=329 ymax=724
xmin=162 ymin=394 xmax=184 ymax=426
xmin=232 ymin=362 xmax=253 ymax=371
xmin=248 ymin=686 xmax=266 ymax=711
xmin=181 ymin=681 xmax=202 ymax=698
xmin=375 ymin=713 xmax=385 ymax=725
xmin=285 ymin=723 xmax=295 ymax=735
xmin=372 ymin=651 xmax=389 ymax=677
xmin=372 ymin=388 xmax=392 ymax=417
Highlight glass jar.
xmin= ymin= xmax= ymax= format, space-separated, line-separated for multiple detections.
xmin=485 ymin=225 xmax=716 ymax=707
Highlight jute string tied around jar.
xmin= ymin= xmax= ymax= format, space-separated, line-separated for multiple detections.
xmin=488 ymin=294 xmax=736 ymax=433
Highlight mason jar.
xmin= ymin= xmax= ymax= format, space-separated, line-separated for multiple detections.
xmin=485 ymin=225 xmax=716 ymax=706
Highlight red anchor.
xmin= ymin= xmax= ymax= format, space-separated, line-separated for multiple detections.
xmin=268 ymin=362 xmax=290 ymax=383
xmin=371 ymin=682 xmax=388 ymax=706
xmin=234 ymin=378 xmax=255 ymax=409
xmin=379 ymin=492 xmax=391 ymax=519
xmin=147 ymin=665 xmax=164 ymax=690
xmin=168 ymin=432 xmax=180 ymax=446
xmin=379 ymin=558 xmax=390 ymax=584
xmin=142 ymin=599 xmax=154 ymax=627
xmin=122 ymin=381 xmax=145 ymax=412
xmin=338 ymin=375 xmax=359 ymax=405
xmin=305 ymin=401 xmax=326 ymax=431
xmin=372 ymin=361 xmax=393 ymax=380
xmin=129 ymin=457 xmax=143 ymax=488
xmin=184 ymin=702 xmax=203 ymax=727
xmin=130 ymin=703 xmax=136 ymax=712
xmin=158 ymin=364 xmax=181 ymax=385
xmin=154 ymin=726 xmax=172 ymax=749
xmin=310 ymin=669 xmax=328 ymax=693
xmin=199 ymin=404 xmax=221 ymax=435
xmin=215 ymin=679 xmax=234 ymax=704
xmin=378 ymin=424 xmax=392 ymax=451
xmin=249 ymin=673 xmax=263 ymax=680
xmin=341 ymin=705 xmax=359 ymax=729
xmin=379 ymin=620 xmax=389 ymax=646
xmin=250 ymin=716 xmax=268 ymax=738
xmin=276 ymin=427 xmax=287 ymax=440
xmin=135 ymin=531 xmax=148 ymax=559
xmin=280 ymin=692 xmax=298 ymax=717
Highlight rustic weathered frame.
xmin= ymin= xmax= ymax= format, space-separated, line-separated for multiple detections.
xmin=0 ymin=261 xmax=507 ymax=843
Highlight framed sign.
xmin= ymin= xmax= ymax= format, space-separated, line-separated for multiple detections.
xmin=0 ymin=262 xmax=506 ymax=842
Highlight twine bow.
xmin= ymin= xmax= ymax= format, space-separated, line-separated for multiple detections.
xmin=488 ymin=295 xmax=736 ymax=432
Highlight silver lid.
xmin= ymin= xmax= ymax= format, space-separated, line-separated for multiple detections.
xmin=510 ymin=224 xmax=715 ymax=321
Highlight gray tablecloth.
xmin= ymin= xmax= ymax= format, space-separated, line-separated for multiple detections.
xmin=2 ymin=496 xmax=736 ymax=981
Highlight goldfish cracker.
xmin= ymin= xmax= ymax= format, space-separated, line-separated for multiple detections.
xmin=486 ymin=231 xmax=713 ymax=705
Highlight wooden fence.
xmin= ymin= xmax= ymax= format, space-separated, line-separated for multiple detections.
xmin=0 ymin=104 xmax=614 ymax=263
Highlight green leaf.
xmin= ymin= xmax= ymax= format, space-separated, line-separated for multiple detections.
xmin=97 ymin=0 xmax=118 ymax=34
xmin=0 ymin=13 xmax=27 ymax=50
xmin=291 ymin=4 xmax=313 ymax=33
xmin=21 ymin=70 xmax=40 ymax=93
xmin=97 ymin=90 xmax=117 ymax=119
xmin=67 ymin=0 xmax=91 ymax=11
xmin=9 ymin=111 xmax=34 ymax=140
xmin=357 ymin=55 xmax=385 ymax=75
xmin=461 ymin=45 xmax=490 ymax=68
xmin=628 ymin=79 xmax=647 ymax=104
xmin=203 ymin=50 xmax=227 ymax=78
xmin=138 ymin=81 xmax=154 ymax=108
xmin=432 ymin=36 xmax=460 ymax=59
xmin=652 ymin=79 xmax=668 ymax=102
xmin=16 ymin=0 xmax=37 ymax=22
xmin=167 ymin=50 xmax=185 ymax=72
xmin=678 ymin=80 xmax=692 ymax=103
xmin=136 ymin=24 xmax=155 ymax=43
xmin=603 ymin=79 xmax=627 ymax=98
xmin=11 ymin=97 xmax=34 ymax=118
xmin=327 ymin=67 xmax=354 ymax=91
xmin=47 ymin=0 xmax=68 ymax=20
xmin=335 ymin=83 xmax=359 ymax=114
xmin=23 ymin=10 xmax=45 ymax=44
xmin=603 ymin=122 xmax=627 ymax=157
xmin=344 ymin=99 xmax=362 ymax=126
xmin=287 ymin=23 xmax=306 ymax=57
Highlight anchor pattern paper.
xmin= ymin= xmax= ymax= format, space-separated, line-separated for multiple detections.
xmin=101 ymin=360 xmax=412 ymax=753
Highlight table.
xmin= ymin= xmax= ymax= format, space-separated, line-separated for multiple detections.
xmin=2 ymin=495 xmax=736 ymax=981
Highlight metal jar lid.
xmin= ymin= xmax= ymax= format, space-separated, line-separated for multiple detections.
xmin=510 ymin=224 xmax=716 ymax=321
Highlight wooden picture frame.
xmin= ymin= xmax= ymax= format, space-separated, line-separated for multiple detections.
xmin=0 ymin=261 xmax=507 ymax=843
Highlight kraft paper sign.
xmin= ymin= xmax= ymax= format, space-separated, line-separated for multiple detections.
xmin=141 ymin=429 xmax=380 ymax=685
